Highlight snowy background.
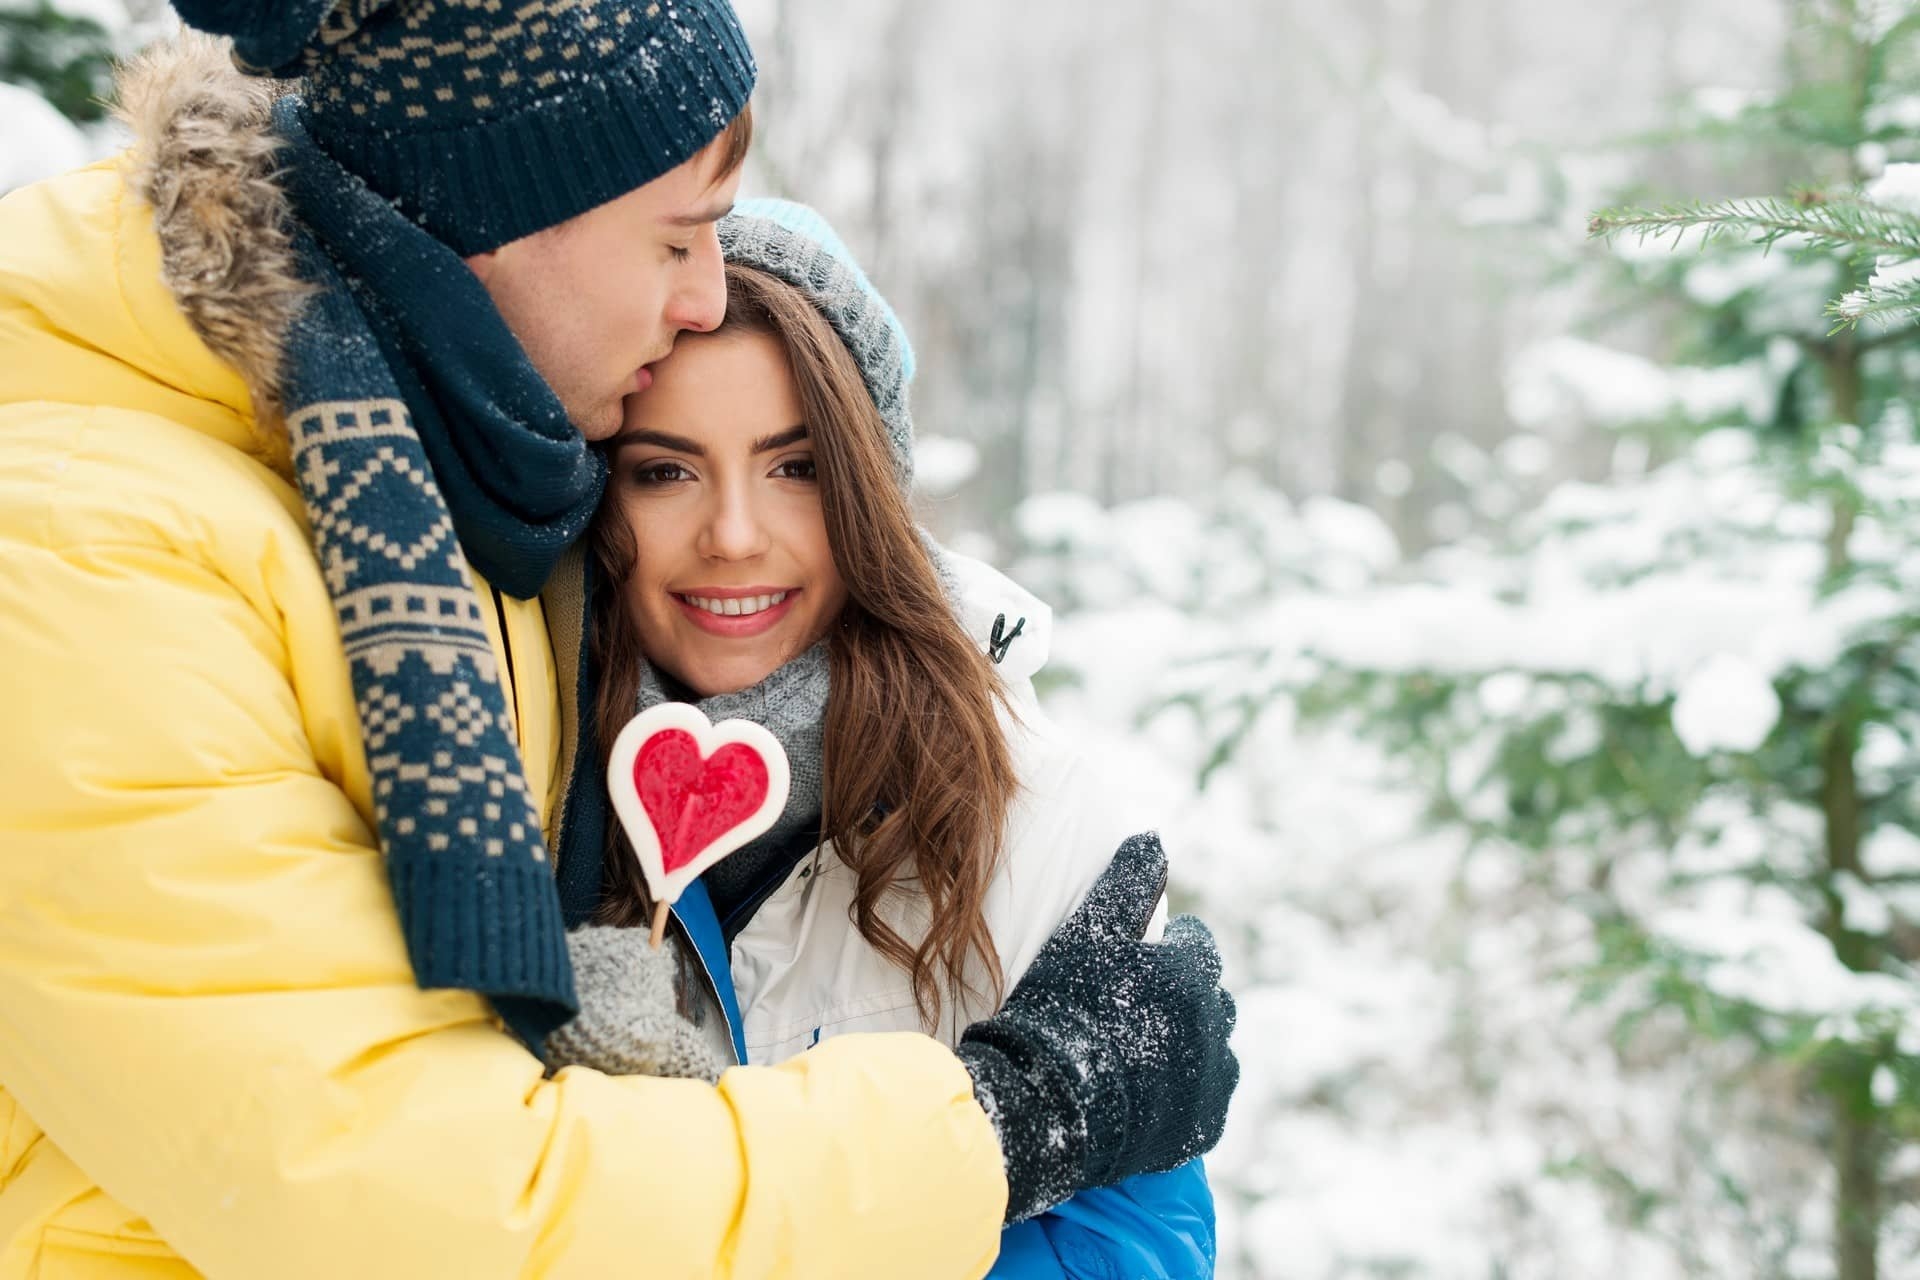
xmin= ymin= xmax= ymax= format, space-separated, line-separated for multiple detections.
xmin=6 ymin=1 xmax=1920 ymax=1276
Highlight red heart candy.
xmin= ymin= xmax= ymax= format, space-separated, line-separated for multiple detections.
xmin=632 ymin=728 xmax=773 ymax=875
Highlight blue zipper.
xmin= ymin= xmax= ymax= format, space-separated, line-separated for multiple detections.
xmin=668 ymin=878 xmax=750 ymax=1066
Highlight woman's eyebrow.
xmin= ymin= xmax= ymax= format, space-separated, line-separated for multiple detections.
xmin=752 ymin=425 xmax=810 ymax=454
xmin=610 ymin=427 xmax=705 ymax=454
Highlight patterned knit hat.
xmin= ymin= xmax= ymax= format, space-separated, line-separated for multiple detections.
xmin=718 ymin=198 xmax=917 ymax=487
xmin=170 ymin=0 xmax=756 ymax=255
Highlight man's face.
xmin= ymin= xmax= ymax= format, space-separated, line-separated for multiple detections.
xmin=465 ymin=142 xmax=745 ymax=442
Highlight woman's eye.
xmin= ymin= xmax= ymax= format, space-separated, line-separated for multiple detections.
xmin=667 ymin=243 xmax=693 ymax=263
xmin=774 ymin=457 xmax=818 ymax=481
xmin=632 ymin=460 xmax=691 ymax=485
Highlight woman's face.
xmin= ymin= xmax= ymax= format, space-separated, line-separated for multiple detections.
xmin=607 ymin=328 xmax=849 ymax=697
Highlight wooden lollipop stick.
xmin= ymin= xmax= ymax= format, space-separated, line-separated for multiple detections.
xmin=649 ymin=900 xmax=670 ymax=949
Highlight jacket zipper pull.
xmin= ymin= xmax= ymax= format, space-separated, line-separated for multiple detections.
xmin=988 ymin=613 xmax=1025 ymax=665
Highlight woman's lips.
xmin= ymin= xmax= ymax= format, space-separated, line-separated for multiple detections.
xmin=672 ymin=589 xmax=800 ymax=638
xmin=632 ymin=365 xmax=654 ymax=393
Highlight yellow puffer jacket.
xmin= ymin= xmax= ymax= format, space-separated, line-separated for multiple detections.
xmin=0 ymin=38 xmax=1004 ymax=1280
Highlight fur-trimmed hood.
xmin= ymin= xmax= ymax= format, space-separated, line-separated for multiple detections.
xmin=114 ymin=32 xmax=310 ymax=423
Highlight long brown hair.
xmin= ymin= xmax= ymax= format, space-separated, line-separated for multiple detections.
xmin=590 ymin=261 xmax=1018 ymax=1028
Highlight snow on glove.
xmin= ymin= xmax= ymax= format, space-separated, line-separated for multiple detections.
xmin=542 ymin=925 xmax=726 ymax=1083
xmin=955 ymin=832 xmax=1240 ymax=1223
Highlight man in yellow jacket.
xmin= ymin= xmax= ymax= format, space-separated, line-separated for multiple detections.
xmin=0 ymin=2 xmax=1239 ymax=1277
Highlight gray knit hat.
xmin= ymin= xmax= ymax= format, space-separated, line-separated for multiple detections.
xmin=170 ymin=0 xmax=756 ymax=255
xmin=718 ymin=198 xmax=916 ymax=488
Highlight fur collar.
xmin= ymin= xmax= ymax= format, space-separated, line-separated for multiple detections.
xmin=115 ymin=32 xmax=310 ymax=422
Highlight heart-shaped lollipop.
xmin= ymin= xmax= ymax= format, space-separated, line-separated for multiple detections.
xmin=606 ymin=702 xmax=792 ymax=945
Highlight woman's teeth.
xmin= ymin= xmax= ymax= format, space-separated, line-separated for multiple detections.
xmin=683 ymin=591 xmax=789 ymax=617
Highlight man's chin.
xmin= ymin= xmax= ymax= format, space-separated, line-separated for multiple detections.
xmin=575 ymin=401 xmax=624 ymax=443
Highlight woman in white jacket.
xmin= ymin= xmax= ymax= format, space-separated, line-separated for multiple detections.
xmin=554 ymin=199 xmax=1229 ymax=1277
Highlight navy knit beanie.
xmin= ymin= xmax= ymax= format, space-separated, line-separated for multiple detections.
xmin=170 ymin=0 xmax=756 ymax=255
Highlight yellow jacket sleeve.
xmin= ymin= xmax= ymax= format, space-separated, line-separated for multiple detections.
xmin=0 ymin=431 xmax=1006 ymax=1278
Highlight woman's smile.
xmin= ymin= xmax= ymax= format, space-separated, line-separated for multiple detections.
xmin=672 ymin=587 xmax=801 ymax=636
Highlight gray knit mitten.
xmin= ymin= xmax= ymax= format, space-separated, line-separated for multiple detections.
xmin=542 ymin=926 xmax=727 ymax=1083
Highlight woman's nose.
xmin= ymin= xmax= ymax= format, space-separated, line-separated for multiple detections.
xmin=697 ymin=486 xmax=771 ymax=561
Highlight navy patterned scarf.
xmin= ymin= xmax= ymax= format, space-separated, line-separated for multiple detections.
xmin=270 ymin=95 xmax=606 ymax=1044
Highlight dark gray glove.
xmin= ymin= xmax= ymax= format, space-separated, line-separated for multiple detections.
xmin=542 ymin=926 xmax=726 ymax=1082
xmin=955 ymin=833 xmax=1239 ymax=1222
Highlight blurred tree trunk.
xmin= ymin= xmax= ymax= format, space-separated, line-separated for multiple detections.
xmin=861 ymin=2 xmax=922 ymax=285
xmin=1819 ymin=328 xmax=1880 ymax=1280
xmin=1335 ymin=0 xmax=1396 ymax=515
xmin=921 ymin=84 xmax=1083 ymax=540
xmin=1221 ymin=2 xmax=1307 ymax=491
xmin=1106 ymin=0 xmax=1171 ymax=506
xmin=1403 ymin=0 xmax=1511 ymax=548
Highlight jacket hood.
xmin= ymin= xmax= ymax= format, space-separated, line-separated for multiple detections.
xmin=0 ymin=34 xmax=305 ymax=469
xmin=939 ymin=547 xmax=1052 ymax=684
xmin=117 ymin=33 xmax=309 ymax=427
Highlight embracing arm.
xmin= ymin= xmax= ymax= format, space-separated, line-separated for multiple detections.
xmin=0 ymin=525 xmax=1005 ymax=1279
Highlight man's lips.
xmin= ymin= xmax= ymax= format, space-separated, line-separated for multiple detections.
xmin=632 ymin=348 xmax=675 ymax=393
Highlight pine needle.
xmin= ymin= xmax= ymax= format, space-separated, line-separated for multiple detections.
xmin=1587 ymin=195 xmax=1920 ymax=262
xmin=1829 ymin=274 xmax=1920 ymax=331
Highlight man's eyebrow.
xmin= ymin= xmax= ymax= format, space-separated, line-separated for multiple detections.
xmin=610 ymin=427 xmax=705 ymax=455
xmin=752 ymin=425 xmax=809 ymax=454
xmin=667 ymin=201 xmax=735 ymax=228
